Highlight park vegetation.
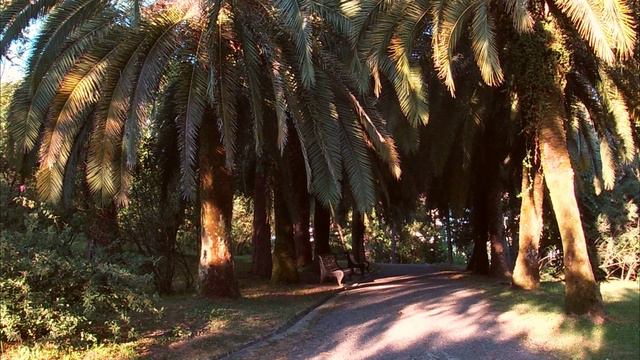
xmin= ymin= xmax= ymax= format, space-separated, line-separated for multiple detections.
xmin=0 ymin=0 xmax=638 ymax=357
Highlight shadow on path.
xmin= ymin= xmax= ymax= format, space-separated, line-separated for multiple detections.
xmin=229 ymin=264 xmax=550 ymax=360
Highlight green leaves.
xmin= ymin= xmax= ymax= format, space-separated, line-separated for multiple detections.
xmin=274 ymin=0 xmax=316 ymax=88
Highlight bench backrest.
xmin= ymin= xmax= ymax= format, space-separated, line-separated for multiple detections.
xmin=319 ymin=254 xmax=340 ymax=271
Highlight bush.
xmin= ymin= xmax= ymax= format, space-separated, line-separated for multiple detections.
xmin=0 ymin=206 xmax=158 ymax=345
xmin=596 ymin=201 xmax=640 ymax=280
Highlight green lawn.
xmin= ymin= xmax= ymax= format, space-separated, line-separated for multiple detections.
xmin=483 ymin=279 xmax=640 ymax=360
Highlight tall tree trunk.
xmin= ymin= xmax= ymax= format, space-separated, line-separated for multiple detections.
xmin=251 ymin=159 xmax=272 ymax=278
xmin=512 ymin=163 xmax=544 ymax=290
xmin=293 ymin=201 xmax=312 ymax=267
xmin=488 ymin=179 xmax=512 ymax=279
xmin=272 ymin=184 xmax=299 ymax=283
xmin=156 ymin=210 xmax=181 ymax=295
xmin=467 ymin=200 xmax=490 ymax=274
xmin=198 ymin=118 xmax=239 ymax=298
xmin=443 ymin=208 xmax=453 ymax=264
xmin=291 ymin=160 xmax=312 ymax=267
xmin=352 ymin=210 xmax=365 ymax=262
xmin=85 ymin=203 xmax=118 ymax=261
xmin=313 ymin=201 xmax=331 ymax=256
xmin=539 ymin=96 xmax=603 ymax=315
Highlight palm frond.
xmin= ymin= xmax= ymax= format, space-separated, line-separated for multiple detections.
xmin=335 ymin=99 xmax=375 ymax=212
xmin=351 ymin=0 xmax=394 ymax=47
xmin=86 ymin=27 xmax=145 ymax=203
xmin=308 ymin=0 xmax=353 ymax=38
xmin=470 ymin=0 xmax=504 ymax=87
xmin=176 ymin=32 xmax=209 ymax=200
xmin=27 ymin=0 xmax=109 ymax=88
xmin=598 ymin=68 xmax=637 ymax=163
xmin=268 ymin=48 xmax=289 ymax=152
xmin=376 ymin=55 xmax=429 ymax=125
xmin=234 ymin=12 xmax=265 ymax=155
xmin=274 ymin=0 xmax=316 ymax=88
xmin=13 ymin=13 xmax=115 ymax=154
xmin=124 ymin=10 xmax=187 ymax=169
xmin=553 ymin=0 xmax=616 ymax=63
xmin=431 ymin=0 xmax=474 ymax=95
xmin=38 ymin=44 xmax=114 ymax=202
xmin=215 ymin=52 xmax=242 ymax=169
xmin=503 ymin=0 xmax=533 ymax=33
xmin=601 ymin=0 xmax=636 ymax=60
xmin=0 ymin=0 xmax=59 ymax=55
xmin=347 ymin=92 xmax=401 ymax=178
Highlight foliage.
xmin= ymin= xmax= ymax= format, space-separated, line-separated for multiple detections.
xmin=362 ymin=207 xmax=468 ymax=264
xmin=117 ymin=128 xmax=197 ymax=294
xmin=0 ymin=81 xmax=19 ymax=183
xmin=232 ymin=195 xmax=254 ymax=256
xmin=0 ymin=192 xmax=158 ymax=345
xmin=595 ymin=197 xmax=640 ymax=280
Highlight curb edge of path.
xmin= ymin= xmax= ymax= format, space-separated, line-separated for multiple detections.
xmin=215 ymin=271 xmax=377 ymax=360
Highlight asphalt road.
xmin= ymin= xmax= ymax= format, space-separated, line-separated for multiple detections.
xmin=227 ymin=264 xmax=550 ymax=360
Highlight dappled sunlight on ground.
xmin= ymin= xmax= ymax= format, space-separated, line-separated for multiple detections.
xmin=496 ymin=304 xmax=604 ymax=358
xmin=232 ymin=265 xmax=639 ymax=360
xmin=133 ymin=276 xmax=339 ymax=359
xmin=233 ymin=266 xmax=546 ymax=359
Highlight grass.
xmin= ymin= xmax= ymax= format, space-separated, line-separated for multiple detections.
xmin=2 ymin=255 xmax=338 ymax=360
xmin=480 ymin=278 xmax=640 ymax=360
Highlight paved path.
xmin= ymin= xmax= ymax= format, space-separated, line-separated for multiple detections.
xmin=227 ymin=264 xmax=550 ymax=360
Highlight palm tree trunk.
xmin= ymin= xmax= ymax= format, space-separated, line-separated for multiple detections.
xmin=313 ymin=201 xmax=331 ymax=256
xmin=468 ymin=199 xmax=490 ymax=274
xmin=272 ymin=183 xmax=299 ymax=283
xmin=293 ymin=202 xmax=312 ymax=267
xmin=251 ymin=159 xmax=272 ymax=278
xmin=292 ymin=159 xmax=312 ymax=267
xmin=198 ymin=118 xmax=239 ymax=298
xmin=444 ymin=210 xmax=453 ymax=264
xmin=512 ymin=163 xmax=544 ymax=289
xmin=539 ymin=96 xmax=603 ymax=315
xmin=488 ymin=179 xmax=512 ymax=279
xmin=352 ymin=210 xmax=365 ymax=262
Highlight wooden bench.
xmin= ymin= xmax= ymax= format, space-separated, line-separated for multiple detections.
xmin=318 ymin=254 xmax=352 ymax=286
xmin=346 ymin=251 xmax=370 ymax=275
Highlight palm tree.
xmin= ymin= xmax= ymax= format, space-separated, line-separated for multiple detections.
xmin=356 ymin=0 xmax=636 ymax=315
xmin=2 ymin=0 xmax=401 ymax=296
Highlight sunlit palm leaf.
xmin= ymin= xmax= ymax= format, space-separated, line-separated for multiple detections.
xmin=503 ymin=0 xmax=533 ymax=33
xmin=553 ymin=0 xmax=616 ymax=63
xmin=432 ymin=0 xmax=474 ymax=95
xmin=470 ymin=0 xmax=504 ymax=87
xmin=27 ymin=0 xmax=108 ymax=88
xmin=601 ymin=0 xmax=636 ymax=60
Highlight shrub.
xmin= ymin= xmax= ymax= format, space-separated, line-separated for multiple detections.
xmin=0 ymin=206 xmax=158 ymax=345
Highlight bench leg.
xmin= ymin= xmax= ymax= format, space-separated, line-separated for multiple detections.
xmin=336 ymin=271 xmax=344 ymax=286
